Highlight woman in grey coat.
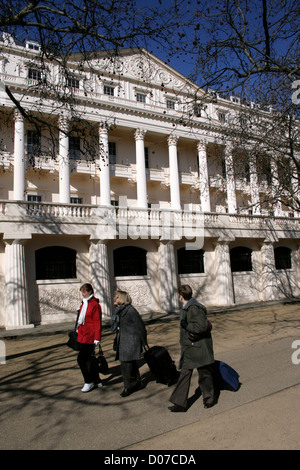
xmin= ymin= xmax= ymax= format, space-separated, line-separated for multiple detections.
xmin=112 ymin=290 xmax=147 ymax=397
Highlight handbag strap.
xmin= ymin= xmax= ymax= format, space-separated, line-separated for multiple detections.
xmin=74 ymin=304 xmax=82 ymax=331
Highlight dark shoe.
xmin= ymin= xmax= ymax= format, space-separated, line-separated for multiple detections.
xmin=120 ymin=382 xmax=143 ymax=397
xmin=204 ymin=401 xmax=215 ymax=409
xmin=168 ymin=404 xmax=186 ymax=413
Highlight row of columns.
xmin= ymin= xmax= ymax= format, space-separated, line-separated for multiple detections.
xmin=3 ymin=233 xmax=294 ymax=328
xmin=87 ymin=237 xmax=285 ymax=319
xmin=13 ymin=110 xmax=263 ymax=213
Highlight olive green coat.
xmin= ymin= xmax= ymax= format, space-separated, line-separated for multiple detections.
xmin=179 ymin=298 xmax=214 ymax=369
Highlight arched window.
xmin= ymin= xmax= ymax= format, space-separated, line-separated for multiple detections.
xmin=230 ymin=246 xmax=252 ymax=272
xmin=274 ymin=246 xmax=292 ymax=270
xmin=177 ymin=247 xmax=204 ymax=274
xmin=113 ymin=246 xmax=147 ymax=277
xmin=35 ymin=246 xmax=76 ymax=280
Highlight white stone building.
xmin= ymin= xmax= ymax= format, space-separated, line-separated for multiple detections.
xmin=0 ymin=36 xmax=299 ymax=329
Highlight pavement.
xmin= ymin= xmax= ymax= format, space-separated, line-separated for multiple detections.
xmin=1 ymin=298 xmax=300 ymax=452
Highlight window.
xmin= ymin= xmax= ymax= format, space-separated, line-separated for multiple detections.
xmin=113 ymin=246 xmax=147 ymax=277
xmin=145 ymin=147 xmax=149 ymax=169
xmin=69 ymin=136 xmax=81 ymax=159
xmin=28 ymin=68 xmax=42 ymax=80
xmin=218 ymin=112 xmax=226 ymax=123
xmin=35 ymin=246 xmax=76 ymax=280
xmin=230 ymin=246 xmax=253 ymax=272
xmin=67 ymin=77 xmax=80 ymax=89
xmin=194 ymin=103 xmax=202 ymax=117
xmin=104 ymin=85 xmax=114 ymax=96
xmin=27 ymin=130 xmax=41 ymax=155
xmin=136 ymin=92 xmax=146 ymax=103
xmin=274 ymin=247 xmax=292 ymax=270
xmin=109 ymin=141 xmax=117 ymax=164
xmin=27 ymin=195 xmax=42 ymax=202
xmin=70 ymin=197 xmax=82 ymax=204
xmin=177 ymin=247 xmax=204 ymax=274
xmin=26 ymin=41 xmax=41 ymax=51
xmin=167 ymin=99 xmax=175 ymax=109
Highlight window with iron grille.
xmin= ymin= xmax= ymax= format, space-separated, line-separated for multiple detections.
xmin=177 ymin=247 xmax=204 ymax=274
xmin=230 ymin=246 xmax=253 ymax=272
xmin=113 ymin=246 xmax=147 ymax=277
xmin=35 ymin=246 xmax=76 ymax=280
xmin=274 ymin=246 xmax=292 ymax=270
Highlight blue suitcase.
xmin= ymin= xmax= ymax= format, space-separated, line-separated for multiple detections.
xmin=215 ymin=360 xmax=240 ymax=391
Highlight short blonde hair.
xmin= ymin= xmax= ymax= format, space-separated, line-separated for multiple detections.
xmin=114 ymin=290 xmax=132 ymax=305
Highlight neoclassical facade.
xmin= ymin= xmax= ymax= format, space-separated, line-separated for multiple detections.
xmin=0 ymin=37 xmax=299 ymax=329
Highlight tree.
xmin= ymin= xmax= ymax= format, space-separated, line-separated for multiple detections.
xmin=185 ymin=0 xmax=300 ymax=215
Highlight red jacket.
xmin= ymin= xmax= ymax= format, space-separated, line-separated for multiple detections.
xmin=77 ymin=297 xmax=102 ymax=344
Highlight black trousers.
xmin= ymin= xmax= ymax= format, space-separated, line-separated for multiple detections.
xmin=169 ymin=362 xmax=215 ymax=408
xmin=120 ymin=360 xmax=141 ymax=389
xmin=77 ymin=343 xmax=101 ymax=384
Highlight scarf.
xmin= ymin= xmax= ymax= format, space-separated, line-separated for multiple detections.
xmin=77 ymin=294 xmax=94 ymax=325
xmin=111 ymin=304 xmax=127 ymax=332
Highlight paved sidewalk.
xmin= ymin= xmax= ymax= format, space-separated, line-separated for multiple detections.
xmin=1 ymin=298 xmax=300 ymax=450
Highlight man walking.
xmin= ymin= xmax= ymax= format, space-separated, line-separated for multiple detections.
xmin=169 ymin=284 xmax=215 ymax=412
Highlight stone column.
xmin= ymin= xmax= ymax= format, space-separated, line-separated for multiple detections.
xmin=13 ymin=110 xmax=26 ymax=201
xmin=99 ymin=124 xmax=111 ymax=206
xmin=134 ymin=128 xmax=148 ymax=208
xmin=261 ymin=241 xmax=277 ymax=301
xmin=214 ymin=240 xmax=234 ymax=306
xmin=197 ymin=140 xmax=211 ymax=212
xmin=167 ymin=135 xmax=181 ymax=211
xmin=224 ymin=143 xmax=237 ymax=214
xmin=58 ymin=116 xmax=70 ymax=203
xmin=89 ymin=240 xmax=112 ymax=318
xmin=4 ymin=239 xmax=32 ymax=329
xmin=271 ymin=158 xmax=281 ymax=216
xmin=249 ymin=154 xmax=261 ymax=215
xmin=158 ymin=241 xmax=178 ymax=312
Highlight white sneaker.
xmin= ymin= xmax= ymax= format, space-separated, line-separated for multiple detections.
xmin=81 ymin=383 xmax=94 ymax=392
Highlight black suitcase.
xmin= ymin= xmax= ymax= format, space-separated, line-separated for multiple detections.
xmin=144 ymin=345 xmax=179 ymax=386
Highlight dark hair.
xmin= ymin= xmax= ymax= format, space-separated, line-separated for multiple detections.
xmin=178 ymin=284 xmax=192 ymax=300
xmin=80 ymin=283 xmax=94 ymax=294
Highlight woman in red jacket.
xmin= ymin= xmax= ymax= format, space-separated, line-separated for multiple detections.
xmin=77 ymin=283 xmax=102 ymax=392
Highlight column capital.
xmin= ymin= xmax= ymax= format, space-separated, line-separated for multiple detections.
xmin=197 ymin=139 xmax=207 ymax=151
xmin=99 ymin=121 xmax=109 ymax=135
xmin=13 ymin=108 xmax=24 ymax=122
xmin=167 ymin=134 xmax=178 ymax=146
xmin=134 ymin=128 xmax=147 ymax=141
xmin=58 ymin=113 xmax=70 ymax=129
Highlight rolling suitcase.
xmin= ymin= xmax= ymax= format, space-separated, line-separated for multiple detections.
xmin=144 ymin=345 xmax=179 ymax=386
xmin=214 ymin=360 xmax=240 ymax=391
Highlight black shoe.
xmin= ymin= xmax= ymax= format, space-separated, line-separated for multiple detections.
xmin=120 ymin=382 xmax=143 ymax=397
xmin=204 ymin=401 xmax=215 ymax=409
xmin=168 ymin=404 xmax=186 ymax=413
